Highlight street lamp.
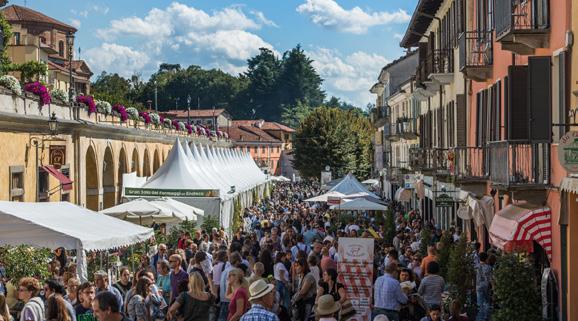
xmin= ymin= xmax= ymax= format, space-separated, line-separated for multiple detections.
xmin=48 ymin=112 xmax=58 ymax=135
xmin=154 ymin=80 xmax=158 ymax=113
xmin=187 ymin=94 xmax=191 ymax=125
xmin=65 ymin=32 xmax=75 ymax=103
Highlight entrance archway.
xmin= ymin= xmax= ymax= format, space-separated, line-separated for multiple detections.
xmin=153 ymin=149 xmax=161 ymax=173
xmin=85 ymin=146 xmax=99 ymax=211
xmin=102 ymin=147 xmax=115 ymax=209
xmin=117 ymin=148 xmax=127 ymax=203
xmin=143 ymin=149 xmax=151 ymax=177
xmin=132 ymin=148 xmax=140 ymax=175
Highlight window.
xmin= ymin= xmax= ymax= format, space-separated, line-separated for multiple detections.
xmin=38 ymin=168 xmax=49 ymax=202
xmin=13 ymin=32 xmax=20 ymax=45
xmin=10 ymin=166 xmax=24 ymax=201
xmin=58 ymin=41 xmax=64 ymax=57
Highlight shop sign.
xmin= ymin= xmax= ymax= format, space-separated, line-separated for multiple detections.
xmin=49 ymin=145 xmax=66 ymax=169
xmin=327 ymin=196 xmax=342 ymax=206
xmin=558 ymin=131 xmax=578 ymax=173
xmin=321 ymin=171 xmax=332 ymax=185
xmin=435 ymin=193 xmax=454 ymax=207
xmin=404 ymin=174 xmax=416 ymax=189
xmin=125 ymin=188 xmax=219 ymax=198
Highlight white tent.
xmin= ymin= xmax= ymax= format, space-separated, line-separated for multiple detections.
xmin=304 ymin=191 xmax=346 ymax=202
xmin=329 ymin=173 xmax=379 ymax=198
xmin=333 ymin=198 xmax=388 ymax=211
xmin=124 ymin=138 xmax=270 ymax=229
xmin=100 ymin=197 xmax=203 ymax=225
xmin=0 ymin=201 xmax=153 ymax=281
xmin=271 ymin=176 xmax=291 ymax=182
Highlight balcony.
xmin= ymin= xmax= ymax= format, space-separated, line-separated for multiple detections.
xmin=409 ymin=147 xmax=450 ymax=174
xmin=395 ymin=117 xmax=418 ymax=140
xmin=495 ymin=0 xmax=550 ymax=55
xmin=371 ymin=105 xmax=390 ymax=128
xmin=488 ymin=141 xmax=550 ymax=188
xmin=427 ymin=49 xmax=454 ymax=85
xmin=453 ymin=146 xmax=489 ymax=182
xmin=459 ymin=31 xmax=493 ymax=81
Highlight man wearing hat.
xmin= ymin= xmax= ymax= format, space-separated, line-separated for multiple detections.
xmin=315 ymin=294 xmax=340 ymax=321
xmin=240 ymin=279 xmax=279 ymax=321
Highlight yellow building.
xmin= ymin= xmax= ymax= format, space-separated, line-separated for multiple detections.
xmin=0 ymin=89 xmax=231 ymax=211
xmin=1 ymin=4 xmax=92 ymax=94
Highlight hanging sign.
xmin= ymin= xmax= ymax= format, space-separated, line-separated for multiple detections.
xmin=125 ymin=188 xmax=219 ymax=197
xmin=337 ymin=238 xmax=374 ymax=321
xmin=435 ymin=193 xmax=454 ymax=207
xmin=49 ymin=145 xmax=66 ymax=169
xmin=558 ymin=131 xmax=578 ymax=174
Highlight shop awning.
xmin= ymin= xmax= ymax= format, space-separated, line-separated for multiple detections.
xmin=42 ymin=165 xmax=72 ymax=191
xmin=489 ymin=204 xmax=552 ymax=260
xmin=394 ymin=187 xmax=412 ymax=202
xmin=560 ymin=177 xmax=578 ymax=194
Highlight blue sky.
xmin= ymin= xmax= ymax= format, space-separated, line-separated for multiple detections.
xmin=19 ymin=0 xmax=417 ymax=106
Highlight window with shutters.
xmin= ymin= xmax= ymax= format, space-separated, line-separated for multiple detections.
xmin=456 ymin=95 xmax=467 ymax=146
xmin=528 ymin=56 xmax=551 ymax=142
xmin=507 ymin=66 xmax=529 ymax=140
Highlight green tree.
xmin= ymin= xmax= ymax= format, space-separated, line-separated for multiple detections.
xmin=201 ymin=215 xmax=221 ymax=232
xmin=241 ymin=48 xmax=282 ymax=120
xmin=293 ymin=107 xmax=372 ymax=179
xmin=281 ymin=100 xmax=313 ymax=128
xmin=91 ymin=72 xmax=133 ymax=105
xmin=419 ymin=227 xmax=432 ymax=257
xmin=278 ymin=45 xmax=325 ymax=111
xmin=493 ymin=254 xmax=541 ymax=321
xmin=0 ymin=11 xmax=12 ymax=73
xmin=382 ymin=209 xmax=396 ymax=244
xmin=437 ymin=231 xmax=453 ymax=279
xmin=447 ymin=235 xmax=475 ymax=306
xmin=0 ymin=245 xmax=52 ymax=283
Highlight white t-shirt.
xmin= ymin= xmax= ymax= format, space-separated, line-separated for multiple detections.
xmin=274 ymin=262 xmax=289 ymax=282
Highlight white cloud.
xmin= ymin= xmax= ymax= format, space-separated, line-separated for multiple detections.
xmin=90 ymin=2 xmax=277 ymax=77
xmin=307 ymin=48 xmax=389 ymax=106
xmin=79 ymin=10 xmax=88 ymax=18
xmin=394 ymin=33 xmax=404 ymax=40
xmin=69 ymin=19 xmax=81 ymax=29
xmin=296 ymin=0 xmax=410 ymax=34
xmin=84 ymin=43 xmax=150 ymax=77
xmin=251 ymin=10 xmax=278 ymax=27
xmin=92 ymin=5 xmax=110 ymax=15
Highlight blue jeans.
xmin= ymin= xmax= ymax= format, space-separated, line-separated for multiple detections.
xmin=372 ymin=308 xmax=399 ymax=321
xmin=476 ymin=287 xmax=491 ymax=321
xmin=276 ymin=281 xmax=290 ymax=310
xmin=218 ymin=301 xmax=229 ymax=321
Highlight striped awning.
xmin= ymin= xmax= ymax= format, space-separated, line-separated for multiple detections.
xmin=489 ymin=204 xmax=552 ymax=260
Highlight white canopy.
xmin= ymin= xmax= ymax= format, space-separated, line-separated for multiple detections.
xmin=0 ymin=201 xmax=153 ymax=281
xmin=362 ymin=178 xmax=379 ymax=185
xmin=271 ymin=176 xmax=291 ymax=182
xmin=100 ymin=197 xmax=203 ymax=225
xmin=333 ymin=198 xmax=388 ymax=211
xmin=329 ymin=173 xmax=379 ymax=198
xmin=304 ymin=191 xmax=345 ymax=202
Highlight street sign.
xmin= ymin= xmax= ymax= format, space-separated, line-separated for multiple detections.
xmin=125 ymin=188 xmax=219 ymax=198
xmin=435 ymin=193 xmax=454 ymax=207
xmin=558 ymin=131 xmax=578 ymax=174
xmin=49 ymin=145 xmax=66 ymax=169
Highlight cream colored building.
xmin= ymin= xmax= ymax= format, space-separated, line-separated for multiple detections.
xmin=387 ymin=80 xmax=419 ymax=171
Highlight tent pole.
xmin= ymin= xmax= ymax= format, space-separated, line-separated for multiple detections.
xmin=130 ymin=245 xmax=135 ymax=273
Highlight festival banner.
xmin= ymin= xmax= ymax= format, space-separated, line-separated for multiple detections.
xmin=337 ymin=237 xmax=374 ymax=321
xmin=125 ymin=188 xmax=220 ymax=197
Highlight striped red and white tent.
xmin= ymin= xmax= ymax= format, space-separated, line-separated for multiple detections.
xmin=489 ymin=204 xmax=552 ymax=260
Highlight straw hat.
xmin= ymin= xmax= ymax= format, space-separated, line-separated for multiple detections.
xmin=248 ymin=279 xmax=275 ymax=301
xmin=315 ymin=294 xmax=341 ymax=316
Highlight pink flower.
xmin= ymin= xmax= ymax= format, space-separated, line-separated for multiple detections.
xmin=171 ymin=119 xmax=179 ymax=129
xmin=139 ymin=111 xmax=151 ymax=124
xmin=24 ymin=82 xmax=51 ymax=107
xmin=76 ymin=95 xmax=96 ymax=114
xmin=112 ymin=104 xmax=128 ymax=122
xmin=185 ymin=123 xmax=193 ymax=135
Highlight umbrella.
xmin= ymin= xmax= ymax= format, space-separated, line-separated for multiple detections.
xmin=100 ymin=198 xmax=201 ymax=225
xmin=362 ymin=178 xmax=379 ymax=185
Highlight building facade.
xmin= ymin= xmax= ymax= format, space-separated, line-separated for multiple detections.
xmin=2 ymin=5 xmax=92 ymax=94
xmin=373 ymin=0 xmax=574 ymax=318
xmin=159 ymin=109 xmax=232 ymax=129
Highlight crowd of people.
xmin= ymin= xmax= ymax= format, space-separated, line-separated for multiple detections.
xmin=0 ymin=181 xmax=495 ymax=321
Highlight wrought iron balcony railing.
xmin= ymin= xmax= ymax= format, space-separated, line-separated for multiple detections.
xmin=488 ymin=140 xmax=550 ymax=187
xmin=495 ymin=0 xmax=550 ymax=39
xmin=409 ymin=147 xmax=450 ymax=173
xmin=459 ymin=31 xmax=493 ymax=70
xmin=453 ymin=146 xmax=489 ymax=181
